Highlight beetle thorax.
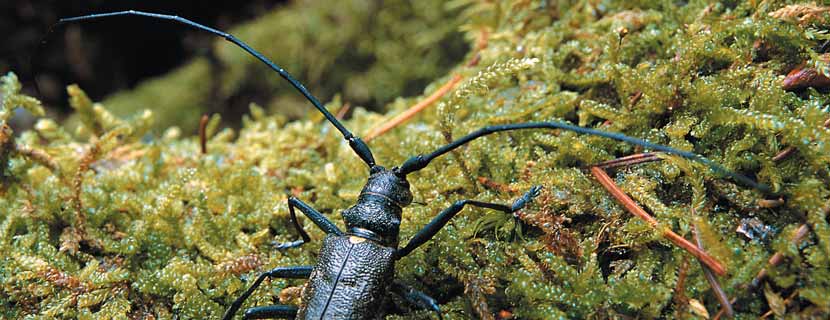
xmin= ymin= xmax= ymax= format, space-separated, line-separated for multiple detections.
xmin=341 ymin=167 xmax=412 ymax=246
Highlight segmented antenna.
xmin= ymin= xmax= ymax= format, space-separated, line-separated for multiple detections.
xmin=51 ymin=10 xmax=377 ymax=168
xmin=395 ymin=121 xmax=774 ymax=195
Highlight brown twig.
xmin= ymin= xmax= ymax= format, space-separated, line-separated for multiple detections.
xmin=14 ymin=144 xmax=60 ymax=174
xmin=364 ymin=74 xmax=464 ymax=141
xmin=771 ymin=147 xmax=796 ymax=162
xmin=629 ymin=91 xmax=644 ymax=107
xmin=692 ymin=223 xmax=734 ymax=317
xmin=477 ymin=176 xmax=518 ymax=193
xmin=751 ymin=224 xmax=810 ymax=288
xmin=772 ymin=117 xmax=830 ymax=161
xmin=592 ymin=152 xmax=662 ymax=169
xmin=62 ymin=144 xmax=102 ymax=254
xmin=73 ymin=144 xmax=99 ymax=228
xmin=335 ymin=102 xmax=351 ymax=120
xmin=713 ymin=223 xmax=812 ymax=319
xmin=673 ymin=256 xmax=689 ymax=309
xmin=759 ymin=290 xmax=799 ymax=319
xmin=590 ymin=166 xmax=727 ymax=275
xmin=199 ymin=114 xmax=209 ymax=155
xmin=364 ymin=29 xmax=488 ymax=141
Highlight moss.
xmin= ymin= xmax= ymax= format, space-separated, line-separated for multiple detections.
xmin=2 ymin=0 xmax=830 ymax=319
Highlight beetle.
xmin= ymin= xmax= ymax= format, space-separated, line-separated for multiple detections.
xmin=50 ymin=11 xmax=773 ymax=320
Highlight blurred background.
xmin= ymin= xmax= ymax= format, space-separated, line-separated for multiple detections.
xmin=1 ymin=0 xmax=468 ymax=133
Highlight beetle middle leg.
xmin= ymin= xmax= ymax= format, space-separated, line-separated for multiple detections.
xmin=223 ymin=266 xmax=312 ymax=320
xmin=274 ymin=197 xmax=345 ymax=250
xmin=395 ymin=185 xmax=543 ymax=259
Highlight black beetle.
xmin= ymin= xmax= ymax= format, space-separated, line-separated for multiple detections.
xmin=49 ymin=11 xmax=772 ymax=320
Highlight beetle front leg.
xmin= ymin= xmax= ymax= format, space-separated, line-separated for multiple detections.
xmin=395 ymin=185 xmax=542 ymax=259
xmin=223 ymin=266 xmax=312 ymax=320
xmin=274 ymin=196 xmax=344 ymax=250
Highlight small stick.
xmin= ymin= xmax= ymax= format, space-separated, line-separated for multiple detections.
xmin=759 ymin=290 xmax=798 ymax=319
xmin=592 ymin=152 xmax=662 ymax=169
xmin=199 ymin=114 xmax=209 ymax=155
xmin=673 ymin=256 xmax=689 ymax=308
xmin=62 ymin=143 xmax=103 ymax=253
xmin=365 ymin=74 xmax=463 ymax=141
xmin=628 ymin=91 xmax=643 ymax=107
xmin=73 ymin=144 xmax=100 ymax=229
xmin=13 ymin=144 xmax=60 ymax=174
xmin=713 ymin=223 xmax=812 ymax=319
xmin=477 ymin=176 xmax=517 ymax=193
xmin=750 ymin=224 xmax=810 ymax=288
xmin=692 ymin=223 xmax=734 ymax=317
xmin=590 ymin=166 xmax=727 ymax=275
xmin=364 ymin=29 xmax=488 ymax=141
xmin=772 ymin=117 xmax=830 ymax=162
xmin=771 ymin=147 xmax=796 ymax=162
xmin=712 ymin=299 xmax=737 ymax=320
xmin=335 ymin=102 xmax=351 ymax=120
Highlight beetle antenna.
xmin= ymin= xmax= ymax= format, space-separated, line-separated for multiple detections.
xmin=395 ymin=121 xmax=774 ymax=195
xmin=51 ymin=10 xmax=377 ymax=169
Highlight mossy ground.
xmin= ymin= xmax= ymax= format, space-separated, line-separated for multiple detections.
xmin=2 ymin=1 xmax=830 ymax=319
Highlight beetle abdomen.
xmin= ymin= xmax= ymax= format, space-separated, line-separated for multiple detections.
xmin=298 ymin=235 xmax=395 ymax=320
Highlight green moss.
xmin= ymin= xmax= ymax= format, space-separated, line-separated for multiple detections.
xmin=2 ymin=1 xmax=830 ymax=319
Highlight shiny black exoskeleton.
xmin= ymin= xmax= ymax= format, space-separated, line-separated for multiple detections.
xmin=49 ymin=11 xmax=773 ymax=320
xmin=220 ymin=166 xmax=542 ymax=319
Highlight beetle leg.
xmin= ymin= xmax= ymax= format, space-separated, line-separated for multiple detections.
xmin=395 ymin=186 xmax=542 ymax=259
xmin=223 ymin=266 xmax=312 ymax=320
xmin=242 ymin=305 xmax=298 ymax=319
xmin=274 ymin=197 xmax=344 ymax=250
xmin=392 ymin=282 xmax=443 ymax=320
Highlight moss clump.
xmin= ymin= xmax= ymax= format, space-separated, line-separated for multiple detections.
xmin=2 ymin=1 xmax=830 ymax=319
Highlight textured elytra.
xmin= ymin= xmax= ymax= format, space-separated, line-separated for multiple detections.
xmin=299 ymin=235 xmax=395 ymax=320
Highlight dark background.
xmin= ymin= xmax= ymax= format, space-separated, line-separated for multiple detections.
xmin=1 ymin=0 xmax=283 ymax=115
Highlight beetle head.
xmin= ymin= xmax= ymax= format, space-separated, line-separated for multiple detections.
xmin=361 ymin=166 xmax=413 ymax=207
xmin=341 ymin=166 xmax=412 ymax=245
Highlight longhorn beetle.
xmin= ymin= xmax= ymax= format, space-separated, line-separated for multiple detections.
xmin=49 ymin=11 xmax=774 ymax=320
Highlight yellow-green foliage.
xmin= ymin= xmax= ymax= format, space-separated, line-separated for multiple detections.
xmin=2 ymin=1 xmax=830 ymax=319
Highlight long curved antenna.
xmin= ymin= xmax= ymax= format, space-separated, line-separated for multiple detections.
xmin=395 ymin=121 xmax=774 ymax=195
xmin=51 ymin=10 xmax=376 ymax=168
